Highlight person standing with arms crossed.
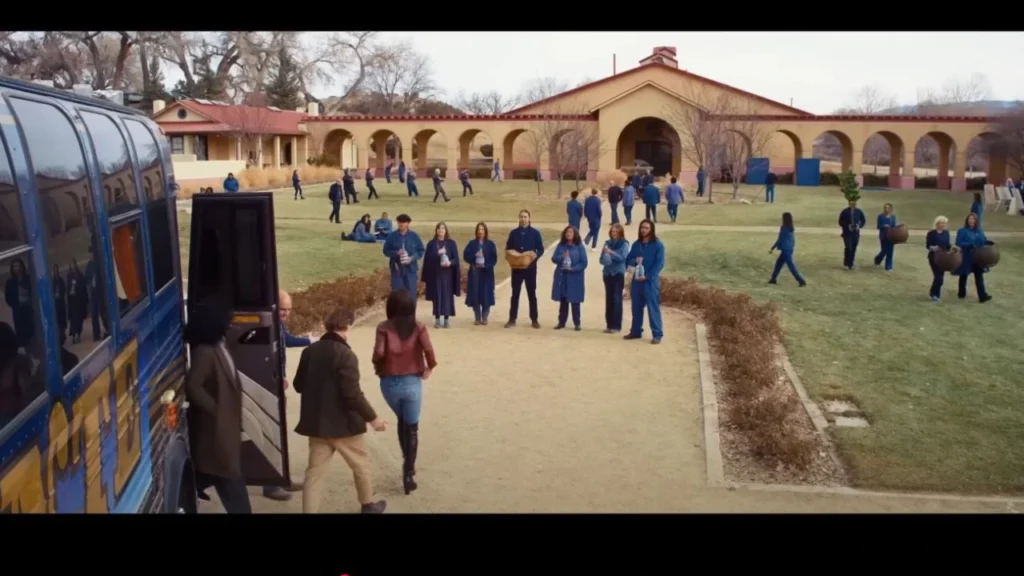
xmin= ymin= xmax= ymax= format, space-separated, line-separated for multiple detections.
xmin=504 ymin=210 xmax=545 ymax=329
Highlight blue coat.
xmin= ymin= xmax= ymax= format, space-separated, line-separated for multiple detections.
xmin=838 ymin=207 xmax=867 ymax=237
xmin=642 ymin=184 xmax=661 ymax=206
xmin=374 ymin=218 xmax=392 ymax=235
xmin=622 ymin=185 xmax=635 ymax=207
xmin=223 ymin=177 xmax=239 ymax=193
xmin=970 ymin=201 xmax=983 ymax=229
xmin=463 ymin=239 xmax=498 ymax=308
xmin=329 ymin=183 xmax=341 ymax=203
xmin=566 ymin=199 xmax=583 ymax=230
xmin=599 ymin=238 xmax=630 ymax=276
xmin=550 ymin=242 xmax=588 ymax=303
xmin=422 ymin=238 xmax=462 ymax=301
xmin=772 ymin=226 xmax=795 ymax=252
xmin=877 ymin=213 xmax=896 ymax=240
xmin=626 ymin=238 xmax=665 ymax=294
xmin=925 ymin=229 xmax=951 ymax=266
xmin=584 ymin=194 xmax=602 ymax=222
xmin=665 ymin=183 xmax=684 ymax=205
xmin=365 ymin=170 xmax=374 ymax=184
xmin=954 ymin=226 xmax=987 ymax=275
xmin=382 ymin=230 xmax=425 ymax=275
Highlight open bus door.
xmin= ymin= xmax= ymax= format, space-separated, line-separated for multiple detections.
xmin=186 ymin=193 xmax=291 ymax=488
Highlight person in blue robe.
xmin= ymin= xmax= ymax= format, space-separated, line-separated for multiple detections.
xmin=838 ymin=199 xmax=867 ymax=270
xmin=328 ymin=178 xmax=342 ymax=224
xmin=398 ymin=160 xmax=407 ymax=184
xmin=550 ymin=226 xmax=588 ymax=331
xmin=342 ymin=169 xmax=358 ymax=204
xmin=631 ymin=172 xmax=641 ymax=190
xmin=664 ymin=177 xmax=684 ymax=223
xmin=925 ymin=215 xmax=952 ymax=302
xmin=873 ymin=203 xmax=897 ymax=271
xmin=382 ymin=214 xmax=425 ymax=302
xmin=954 ymin=212 xmax=992 ymax=302
xmin=406 ymin=170 xmax=419 ymax=197
xmin=51 ymin=263 xmax=67 ymax=341
xmin=223 ymin=172 xmax=239 ymax=193
xmin=768 ymin=212 xmax=806 ymax=287
xmin=422 ymin=222 xmax=461 ymax=328
xmin=696 ymin=166 xmax=706 ymax=197
xmin=582 ymin=188 xmax=603 ymax=250
xmin=764 ymin=171 xmax=777 ymax=203
xmin=66 ymin=259 xmax=87 ymax=344
xmin=4 ymin=258 xmax=34 ymax=348
xmin=492 ymin=160 xmax=502 ymax=182
xmin=463 ymin=222 xmax=497 ymax=325
xmin=624 ymin=219 xmax=665 ymax=344
xmin=385 ymin=161 xmax=393 ymax=184
xmin=504 ymin=210 xmax=545 ymax=329
xmin=374 ymin=212 xmax=393 ymax=241
xmin=431 ymin=169 xmax=451 ymax=203
xmin=970 ymin=192 xmax=983 ymax=230
xmin=344 ymin=214 xmax=379 ymax=243
xmin=599 ymin=223 xmax=629 ymax=334
xmin=459 ymin=169 xmax=473 ymax=196
xmin=365 ymin=168 xmax=379 ymax=199
xmin=622 ymin=181 xmax=636 ymax=225
xmin=292 ymin=169 xmax=304 ymax=200
xmin=566 ymin=190 xmax=583 ymax=232
xmin=642 ymin=180 xmax=661 ymax=222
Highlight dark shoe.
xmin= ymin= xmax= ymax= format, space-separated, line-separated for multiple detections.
xmin=531 ymin=320 xmax=541 ymax=329
xmin=553 ymin=324 xmax=565 ymax=330
xmin=574 ymin=325 xmax=581 ymax=331
xmin=623 ymin=333 xmax=642 ymax=340
xmin=651 ymin=337 xmax=662 ymax=344
xmin=285 ymin=480 xmax=304 ymax=493
xmin=799 ymin=281 xmax=807 ymax=287
xmin=473 ymin=319 xmax=482 ymax=326
xmin=504 ymin=320 xmax=516 ymax=328
xmin=980 ymin=294 xmax=992 ymax=303
xmin=263 ymin=486 xmax=292 ymax=501
xmin=768 ymin=279 xmax=777 ymax=285
xmin=361 ymin=500 xmax=387 ymax=514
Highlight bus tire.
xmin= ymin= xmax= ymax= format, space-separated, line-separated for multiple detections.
xmin=163 ymin=434 xmax=197 ymax=514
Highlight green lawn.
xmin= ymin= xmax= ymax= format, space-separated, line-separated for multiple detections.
xmin=660 ymin=231 xmax=1024 ymax=494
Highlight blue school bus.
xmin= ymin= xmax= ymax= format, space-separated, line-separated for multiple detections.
xmin=0 ymin=77 xmax=292 ymax=513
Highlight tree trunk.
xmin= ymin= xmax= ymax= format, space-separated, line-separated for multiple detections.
xmin=557 ymin=176 xmax=563 ymax=198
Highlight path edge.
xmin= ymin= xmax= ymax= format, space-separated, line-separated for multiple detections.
xmin=694 ymin=322 xmax=726 ymax=488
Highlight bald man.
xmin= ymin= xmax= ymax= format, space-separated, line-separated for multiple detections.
xmin=264 ymin=289 xmax=313 ymax=502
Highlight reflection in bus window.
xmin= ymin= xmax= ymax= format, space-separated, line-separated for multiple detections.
xmin=80 ymin=111 xmax=138 ymax=215
xmin=9 ymin=98 xmax=111 ymax=368
xmin=1 ymin=254 xmax=50 ymax=431
xmin=0 ymin=139 xmax=25 ymax=250
xmin=124 ymin=120 xmax=175 ymax=290
xmin=111 ymin=219 xmax=148 ymax=315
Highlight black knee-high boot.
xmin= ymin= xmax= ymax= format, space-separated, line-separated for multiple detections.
xmin=403 ymin=423 xmax=419 ymax=494
xmin=397 ymin=419 xmax=407 ymax=461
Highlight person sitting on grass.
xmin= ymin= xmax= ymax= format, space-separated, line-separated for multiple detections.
xmin=344 ymin=214 xmax=379 ymax=243
xmin=374 ymin=212 xmax=393 ymax=241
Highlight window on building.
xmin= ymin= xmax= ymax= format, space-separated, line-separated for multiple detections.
xmin=170 ymin=136 xmax=184 ymax=155
xmin=124 ymin=119 xmax=175 ymax=291
xmin=80 ymin=111 xmax=139 ymax=215
xmin=110 ymin=219 xmax=148 ymax=316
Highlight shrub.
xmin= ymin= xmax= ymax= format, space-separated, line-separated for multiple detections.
xmin=235 ymin=165 xmax=338 ymax=192
xmin=819 ymin=171 xmax=840 ymax=186
xmin=775 ymin=173 xmax=794 ymax=185
xmin=511 ymin=169 xmax=538 ymax=180
xmin=861 ymin=173 xmax=888 ymax=187
xmin=467 ymin=168 xmax=492 ymax=179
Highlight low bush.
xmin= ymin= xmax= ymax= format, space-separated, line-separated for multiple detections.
xmin=236 ymin=165 xmax=338 ymax=191
xmin=862 ymin=173 xmax=889 ymax=187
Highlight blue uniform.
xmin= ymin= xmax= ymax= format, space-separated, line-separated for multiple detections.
xmin=566 ymin=198 xmax=583 ymax=231
xmin=550 ymin=242 xmax=588 ymax=328
xmin=223 ymin=176 xmax=239 ymax=193
xmin=642 ymin=183 xmax=661 ymax=222
xmin=328 ymin=183 xmax=342 ymax=223
xmin=696 ymin=169 xmax=706 ymax=197
xmin=422 ymin=238 xmax=461 ymax=319
xmin=769 ymin=226 xmax=805 ymax=285
xmin=373 ymin=218 xmax=393 ymax=240
xmin=622 ymin=185 xmax=636 ymax=224
xmin=954 ymin=226 xmax=990 ymax=301
xmin=365 ymin=169 xmax=378 ymax=199
xmin=432 ymin=173 xmax=449 ymax=202
xmin=925 ymin=229 xmax=951 ymax=299
xmin=599 ymin=238 xmax=630 ymax=332
xmin=463 ymin=239 xmax=498 ymax=322
xmin=398 ymin=162 xmax=407 ymax=184
xmin=505 ymin=226 xmax=545 ymax=323
xmin=459 ymin=170 xmax=473 ymax=195
xmin=406 ymin=171 xmax=419 ymax=197
xmin=838 ymin=207 xmax=867 ymax=269
xmin=874 ymin=213 xmax=896 ymax=270
xmin=382 ymin=229 xmax=425 ymax=297
xmin=664 ymin=183 xmax=683 ymax=223
xmin=626 ymin=238 xmax=665 ymax=340
xmin=583 ymin=194 xmax=602 ymax=249
xmin=384 ymin=163 xmax=393 ymax=183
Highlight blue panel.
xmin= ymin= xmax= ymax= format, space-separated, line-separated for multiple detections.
xmin=746 ymin=157 xmax=770 ymax=185
xmin=795 ymin=158 xmax=821 ymax=187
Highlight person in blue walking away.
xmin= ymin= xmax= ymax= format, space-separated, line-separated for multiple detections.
xmin=328 ymin=177 xmax=342 ymax=224
xmin=838 ymin=199 xmax=866 ymax=270
xmin=970 ymin=192 xmax=983 ymax=230
xmin=4 ymin=258 xmax=34 ymax=349
xmin=664 ymin=177 xmax=684 ymax=223
xmin=504 ymin=210 xmax=545 ymax=329
xmin=374 ymin=212 xmax=393 ymax=241
xmin=492 ymin=159 xmax=502 ymax=182
xmin=406 ymin=169 xmax=419 ymax=197
xmin=384 ymin=161 xmax=393 ymax=184
xmin=607 ymin=180 xmax=623 ymax=225
xmin=624 ymin=219 xmax=664 ymax=344
xmin=365 ymin=167 xmax=379 ymax=199
xmin=954 ymin=212 xmax=992 ymax=303
xmin=583 ymin=188 xmax=602 ymax=251
xmin=641 ymin=171 xmax=652 ymax=189
xmin=622 ymin=179 xmax=636 ymax=225
xmin=292 ymin=169 xmax=304 ymax=199
xmin=873 ymin=203 xmax=896 ymax=271
xmin=344 ymin=214 xmax=378 ymax=243
xmin=768 ymin=212 xmax=807 ymax=287
xmin=696 ymin=165 xmax=706 ymax=197
xmin=342 ymin=169 xmax=358 ymax=204
xmin=600 ymin=223 xmax=629 ymax=334
xmin=383 ymin=214 xmax=425 ymax=299
xmin=566 ymin=190 xmax=583 ymax=232
xmin=464 ymin=222 xmax=497 ymax=325
xmin=263 ymin=289 xmax=312 ymax=502
xmin=925 ymin=215 xmax=952 ymax=302
xmin=631 ymin=171 xmax=642 ymax=191
xmin=431 ymin=169 xmax=451 ymax=203
xmin=84 ymin=245 xmax=108 ymax=342
xmin=223 ymin=172 xmax=239 ymax=193
xmin=764 ymin=171 xmax=777 ymax=203
xmin=422 ymin=222 xmax=461 ymax=328
xmin=642 ymin=178 xmax=661 ymax=223
xmin=398 ymin=160 xmax=407 ymax=184
xmin=550 ymin=225 xmax=588 ymax=331
xmin=459 ymin=168 xmax=473 ymax=196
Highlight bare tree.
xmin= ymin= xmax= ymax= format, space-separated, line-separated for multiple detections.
xmin=846 ymin=84 xmax=899 ymax=114
xmin=518 ymin=77 xmax=570 ymax=106
xmin=719 ymin=113 xmax=775 ymax=199
xmin=225 ymin=105 xmax=276 ymax=168
xmin=290 ymin=32 xmax=377 ymax=112
xmin=453 ymin=90 xmax=521 ymax=115
xmin=664 ymin=89 xmax=732 ymax=203
xmin=364 ymin=41 xmax=436 ymax=115
xmin=916 ymin=72 xmax=993 ymax=113
xmin=992 ymin=105 xmax=1024 ymax=178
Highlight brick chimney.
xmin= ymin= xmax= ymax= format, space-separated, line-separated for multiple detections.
xmin=639 ymin=46 xmax=679 ymax=69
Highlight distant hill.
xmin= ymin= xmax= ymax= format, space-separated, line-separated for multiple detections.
xmin=880 ymin=100 xmax=1023 ymax=116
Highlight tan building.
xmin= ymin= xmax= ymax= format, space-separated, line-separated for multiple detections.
xmin=300 ymin=46 xmax=1014 ymax=191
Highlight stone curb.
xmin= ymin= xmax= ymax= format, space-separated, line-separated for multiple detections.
xmin=694 ymin=323 xmax=725 ymax=488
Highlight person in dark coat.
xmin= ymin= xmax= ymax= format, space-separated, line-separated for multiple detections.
xmin=328 ymin=178 xmax=342 ymax=224
xmin=599 ymin=223 xmax=629 ymax=334
xmin=970 ymin=192 xmax=983 ymax=230
xmin=184 ymin=299 xmax=249 ymax=513
xmin=838 ymin=199 xmax=867 ymax=270
xmin=566 ymin=190 xmax=583 ymax=232
xmin=431 ymin=169 xmax=451 ymax=203
xmin=764 ymin=171 xmax=778 ymax=203
xmin=491 ymin=160 xmax=502 ymax=182
xmin=642 ymin=180 xmax=661 ymax=223
xmin=768 ymin=212 xmax=806 ymax=287
xmin=342 ymin=169 xmax=358 ymax=204
xmin=463 ymin=222 xmax=498 ymax=325
xmin=384 ymin=161 xmax=393 ymax=184
xmin=925 ymin=215 xmax=952 ymax=302
xmin=292 ymin=169 xmax=304 ymax=200
xmin=382 ymin=214 xmax=425 ymax=298
xmin=954 ymin=212 xmax=992 ymax=302
xmin=422 ymin=222 xmax=461 ymax=328
xmin=607 ymin=181 xmax=623 ymax=225
xmin=406 ymin=170 xmax=419 ymax=197
xmin=624 ymin=219 xmax=665 ymax=344
xmin=873 ymin=203 xmax=897 ymax=271
xmin=550 ymin=225 xmax=588 ymax=331
xmin=294 ymin=307 xmax=388 ymax=514
xmin=582 ymin=188 xmax=602 ymax=251
xmin=631 ymin=172 xmax=642 ymax=191
xmin=459 ymin=169 xmax=473 ymax=196
xmin=504 ymin=210 xmax=545 ymax=329
xmin=398 ymin=160 xmax=407 ymax=184
xmin=365 ymin=168 xmax=379 ymax=200
xmin=696 ymin=166 xmax=706 ymax=197
xmin=4 ymin=258 xmax=33 ymax=349
xmin=66 ymin=259 xmax=87 ymax=344
xmin=51 ymin=263 xmax=67 ymax=341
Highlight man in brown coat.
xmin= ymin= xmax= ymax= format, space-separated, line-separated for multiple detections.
xmin=293 ymin=307 xmax=387 ymax=514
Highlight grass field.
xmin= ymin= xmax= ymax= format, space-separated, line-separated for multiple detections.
xmin=660 ymin=231 xmax=1024 ymax=494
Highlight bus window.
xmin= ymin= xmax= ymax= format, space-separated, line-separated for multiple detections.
xmin=0 ymin=138 xmax=25 ymax=250
xmin=123 ymin=119 xmax=174 ymax=290
xmin=9 ymin=98 xmax=112 ymax=367
xmin=1 ymin=253 xmax=49 ymax=431
xmin=110 ymin=219 xmax=147 ymax=315
xmin=79 ymin=111 xmax=138 ymax=216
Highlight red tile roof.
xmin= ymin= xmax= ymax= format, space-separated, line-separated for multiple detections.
xmin=155 ymin=100 xmax=306 ymax=135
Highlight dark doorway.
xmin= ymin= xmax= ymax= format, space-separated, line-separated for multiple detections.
xmin=635 ymin=140 xmax=673 ymax=176
xmin=283 ymin=142 xmax=293 ymax=166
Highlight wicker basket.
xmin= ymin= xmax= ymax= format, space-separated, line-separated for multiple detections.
xmin=886 ymin=224 xmax=909 ymax=244
xmin=506 ymin=251 xmax=534 ymax=270
xmin=975 ymin=244 xmax=1000 ymax=269
xmin=933 ymin=249 xmax=961 ymax=272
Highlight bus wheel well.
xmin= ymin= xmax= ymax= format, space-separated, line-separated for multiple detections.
xmin=177 ymin=459 xmax=197 ymax=514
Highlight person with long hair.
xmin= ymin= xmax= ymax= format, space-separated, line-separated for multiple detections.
xmin=422 ymin=222 xmax=461 ymax=328
xmin=925 ymin=215 xmax=952 ymax=302
xmin=954 ymin=212 xmax=992 ymax=302
xmin=183 ymin=299 xmax=250 ymax=513
xmin=463 ymin=222 xmax=498 ymax=325
xmin=294 ymin=307 xmax=388 ymax=514
xmin=372 ymin=290 xmax=438 ymax=495
xmin=4 ymin=258 xmax=34 ymax=349
xmin=382 ymin=214 xmax=425 ymax=299
xmin=873 ymin=202 xmax=897 ymax=271
xmin=624 ymin=219 xmax=665 ymax=344
xmin=768 ymin=212 xmax=807 ymax=287
xmin=600 ymin=223 xmax=630 ymax=333
xmin=344 ymin=214 xmax=378 ymax=243
xmin=550 ymin=225 xmax=589 ymax=331
xmin=292 ymin=169 xmax=304 ymax=200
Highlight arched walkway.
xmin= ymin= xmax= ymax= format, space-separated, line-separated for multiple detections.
xmin=457 ymin=128 xmax=493 ymax=172
xmin=502 ymin=128 xmax=530 ymax=172
xmin=812 ymin=129 xmax=855 ymax=173
xmin=368 ymin=129 xmax=404 ymax=173
xmin=412 ymin=129 xmax=449 ymax=177
xmin=617 ymin=117 xmax=680 ymax=177
xmin=771 ymin=130 xmax=803 ymax=175
xmin=913 ymin=131 xmax=956 ymax=189
xmin=323 ymin=129 xmax=355 ymax=168
xmin=860 ymin=130 xmax=905 ymax=187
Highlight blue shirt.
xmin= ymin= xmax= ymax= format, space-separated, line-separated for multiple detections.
xmin=772 ymin=226 xmax=795 ymax=252
xmin=642 ymin=184 xmax=661 ymax=205
xmin=504 ymin=226 xmax=545 ymax=269
xmin=583 ymin=195 xmax=602 ymax=221
xmin=665 ymin=183 xmax=683 ymax=205
xmin=599 ymin=238 xmax=630 ymax=276
xmin=223 ymin=177 xmax=239 ymax=193
xmin=279 ymin=325 xmax=311 ymax=375
xmin=622 ymin=185 xmax=635 ymax=207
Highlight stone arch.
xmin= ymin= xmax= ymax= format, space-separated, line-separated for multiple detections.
xmin=616 ymin=117 xmax=680 ymax=177
xmin=502 ymin=128 xmax=530 ymax=172
xmin=456 ymin=128 xmax=493 ymax=172
xmin=323 ymin=128 xmax=355 ymax=168
xmin=412 ymin=129 xmax=448 ymax=176
xmin=913 ymin=131 xmax=957 ymax=189
xmin=63 ymin=189 xmax=82 ymax=230
xmin=861 ymin=130 xmax=905 ymax=186
xmin=812 ymin=129 xmax=855 ymax=173
xmin=368 ymin=129 xmax=404 ymax=172
xmin=768 ymin=130 xmax=803 ymax=176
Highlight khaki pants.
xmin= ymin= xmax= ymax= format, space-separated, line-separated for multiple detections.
xmin=302 ymin=434 xmax=373 ymax=513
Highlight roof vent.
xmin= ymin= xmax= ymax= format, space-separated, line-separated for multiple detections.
xmin=639 ymin=46 xmax=679 ymax=69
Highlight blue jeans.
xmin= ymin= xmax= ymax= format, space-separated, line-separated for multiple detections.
xmin=623 ymin=205 xmax=634 ymax=224
xmin=473 ymin=305 xmax=491 ymax=321
xmin=583 ymin=218 xmax=600 ymax=248
xmin=765 ymin=184 xmax=775 ymax=203
xmin=645 ymin=204 xmax=657 ymax=222
xmin=770 ymin=250 xmax=805 ymax=284
xmin=407 ymin=183 xmax=418 ymax=197
xmin=610 ymin=202 xmax=620 ymax=224
xmin=380 ymin=375 xmax=423 ymax=424
xmin=667 ymin=203 xmax=679 ymax=222
xmin=629 ymin=280 xmax=663 ymax=339
xmin=874 ymin=239 xmax=894 ymax=270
